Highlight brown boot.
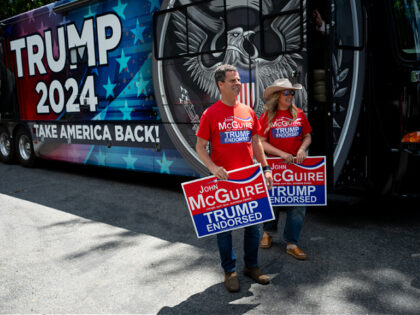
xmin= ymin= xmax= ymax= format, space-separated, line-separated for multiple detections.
xmin=260 ymin=232 xmax=272 ymax=249
xmin=243 ymin=266 xmax=270 ymax=285
xmin=224 ymin=271 xmax=240 ymax=292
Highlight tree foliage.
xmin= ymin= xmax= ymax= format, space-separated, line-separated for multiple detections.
xmin=0 ymin=0 xmax=56 ymax=21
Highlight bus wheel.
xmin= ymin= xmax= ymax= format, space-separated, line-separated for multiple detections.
xmin=0 ymin=127 xmax=15 ymax=163
xmin=15 ymin=128 xmax=36 ymax=167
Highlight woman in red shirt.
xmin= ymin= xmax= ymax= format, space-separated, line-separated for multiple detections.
xmin=258 ymin=78 xmax=312 ymax=260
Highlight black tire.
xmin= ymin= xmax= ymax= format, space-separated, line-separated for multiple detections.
xmin=0 ymin=127 xmax=15 ymax=163
xmin=15 ymin=128 xmax=36 ymax=167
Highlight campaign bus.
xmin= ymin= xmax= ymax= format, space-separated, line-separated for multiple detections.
xmin=0 ymin=0 xmax=419 ymax=197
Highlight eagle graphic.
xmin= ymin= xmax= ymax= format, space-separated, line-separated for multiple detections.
xmin=170 ymin=0 xmax=307 ymax=116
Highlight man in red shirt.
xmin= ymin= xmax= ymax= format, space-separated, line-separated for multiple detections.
xmin=196 ymin=64 xmax=273 ymax=292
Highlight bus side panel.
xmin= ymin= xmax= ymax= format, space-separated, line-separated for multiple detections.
xmin=3 ymin=0 xmax=198 ymax=176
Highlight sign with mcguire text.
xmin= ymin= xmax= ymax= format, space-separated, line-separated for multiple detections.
xmin=268 ymin=156 xmax=327 ymax=206
xmin=182 ymin=164 xmax=274 ymax=238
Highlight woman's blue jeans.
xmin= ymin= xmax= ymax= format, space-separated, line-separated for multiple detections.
xmin=216 ymin=224 xmax=260 ymax=272
xmin=263 ymin=206 xmax=306 ymax=245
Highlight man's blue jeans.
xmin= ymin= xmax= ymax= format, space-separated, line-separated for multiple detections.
xmin=216 ymin=224 xmax=260 ymax=272
xmin=263 ymin=206 xmax=306 ymax=244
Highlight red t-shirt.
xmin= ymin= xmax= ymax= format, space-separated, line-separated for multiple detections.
xmin=196 ymin=100 xmax=260 ymax=171
xmin=258 ymin=108 xmax=312 ymax=156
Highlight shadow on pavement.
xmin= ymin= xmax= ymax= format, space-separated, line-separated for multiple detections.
xmin=1 ymin=161 xmax=420 ymax=313
xmin=157 ymin=282 xmax=256 ymax=314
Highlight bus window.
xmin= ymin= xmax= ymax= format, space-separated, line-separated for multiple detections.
xmin=334 ymin=0 xmax=363 ymax=49
xmin=391 ymin=0 xmax=420 ymax=62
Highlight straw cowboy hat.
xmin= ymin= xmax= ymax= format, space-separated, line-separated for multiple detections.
xmin=263 ymin=78 xmax=302 ymax=101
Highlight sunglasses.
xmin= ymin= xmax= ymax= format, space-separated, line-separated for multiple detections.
xmin=282 ymin=90 xmax=295 ymax=96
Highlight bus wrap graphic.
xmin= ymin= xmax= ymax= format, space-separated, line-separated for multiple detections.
xmin=2 ymin=0 xmax=198 ymax=176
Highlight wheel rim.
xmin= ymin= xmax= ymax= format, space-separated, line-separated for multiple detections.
xmin=0 ymin=132 xmax=11 ymax=157
xmin=18 ymin=134 xmax=32 ymax=161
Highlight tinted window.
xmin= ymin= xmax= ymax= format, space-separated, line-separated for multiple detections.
xmin=392 ymin=0 xmax=420 ymax=61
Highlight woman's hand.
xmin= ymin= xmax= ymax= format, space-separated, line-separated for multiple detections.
xmin=296 ymin=148 xmax=307 ymax=164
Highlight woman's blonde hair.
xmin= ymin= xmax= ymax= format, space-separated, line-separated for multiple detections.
xmin=264 ymin=91 xmax=298 ymax=134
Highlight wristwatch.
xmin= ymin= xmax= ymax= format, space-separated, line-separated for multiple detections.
xmin=262 ymin=165 xmax=272 ymax=173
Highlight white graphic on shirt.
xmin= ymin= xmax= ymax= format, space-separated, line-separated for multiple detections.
xmin=218 ymin=115 xmax=253 ymax=144
xmin=271 ymin=117 xmax=302 ymax=139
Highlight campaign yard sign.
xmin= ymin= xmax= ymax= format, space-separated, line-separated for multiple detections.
xmin=182 ymin=164 xmax=274 ymax=238
xmin=267 ymin=156 xmax=327 ymax=206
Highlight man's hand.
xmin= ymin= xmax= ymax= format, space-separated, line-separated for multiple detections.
xmin=264 ymin=171 xmax=273 ymax=190
xmin=196 ymin=137 xmax=229 ymax=180
xmin=210 ymin=165 xmax=229 ymax=180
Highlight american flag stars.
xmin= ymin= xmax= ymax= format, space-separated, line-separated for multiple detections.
xmin=116 ymin=49 xmax=131 ymax=73
xmin=120 ymin=100 xmax=132 ymax=120
xmin=123 ymin=149 xmax=138 ymax=169
xmin=137 ymin=74 xmax=149 ymax=97
xmin=103 ymin=77 xmax=117 ymax=99
xmin=113 ymin=0 xmax=128 ymax=20
xmin=157 ymin=152 xmax=174 ymax=174
xmin=84 ymin=5 xmax=96 ymax=19
xmin=95 ymin=149 xmax=106 ymax=166
xmin=149 ymin=0 xmax=160 ymax=13
xmin=131 ymin=19 xmax=146 ymax=45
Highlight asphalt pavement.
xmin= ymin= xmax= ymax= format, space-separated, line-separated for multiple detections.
xmin=1 ymin=161 xmax=420 ymax=314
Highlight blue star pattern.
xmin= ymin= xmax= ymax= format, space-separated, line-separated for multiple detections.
xmin=84 ymin=5 xmax=96 ymax=19
xmin=149 ymin=0 xmax=160 ymax=12
xmin=137 ymin=73 xmax=149 ymax=97
xmin=120 ymin=100 xmax=132 ymax=120
xmin=157 ymin=152 xmax=174 ymax=174
xmin=123 ymin=149 xmax=137 ymax=169
xmin=100 ymin=52 xmax=155 ymax=121
xmin=103 ymin=77 xmax=116 ymax=99
xmin=131 ymin=19 xmax=146 ymax=45
xmin=95 ymin=149 xmax=106 ymax=166
xmin=82 ymin=145 xmax=200 ymax=176
xmin=113 ymin=0 xmax=128 ymax=20
xmin=116 ymin=49 xmax=131 ymax=73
